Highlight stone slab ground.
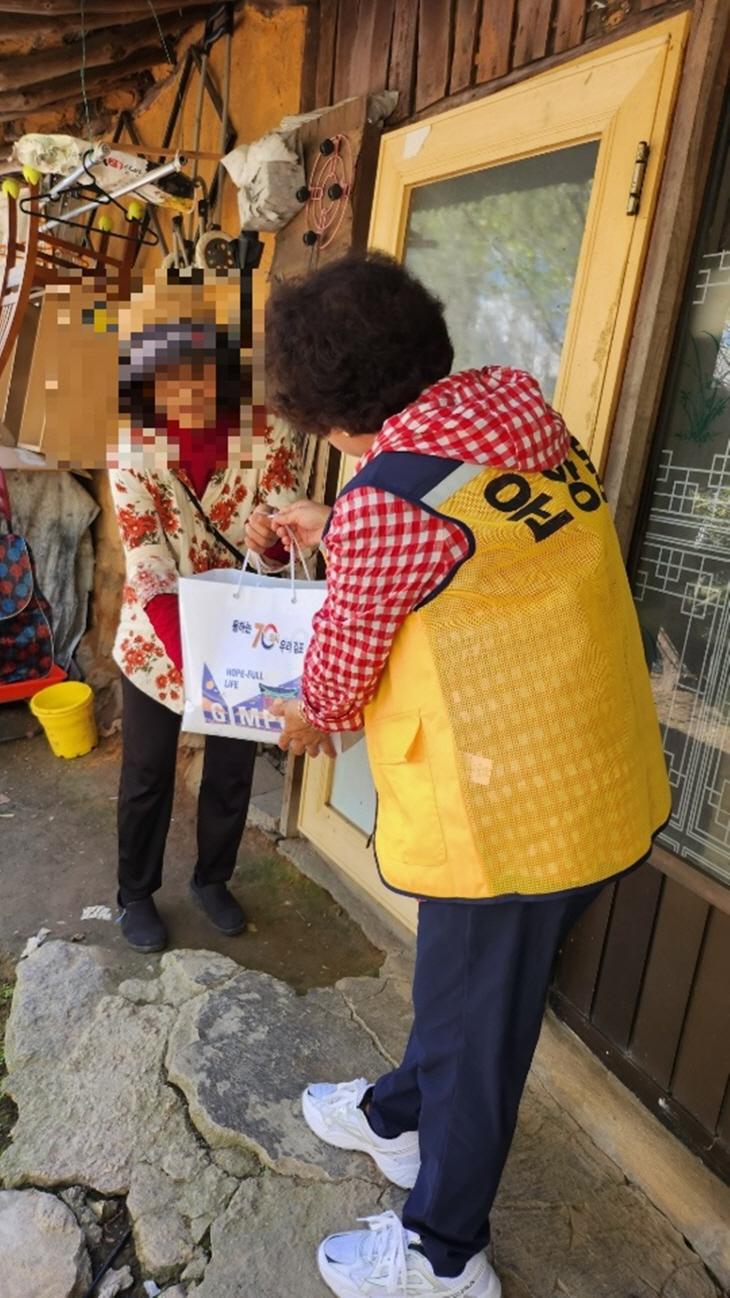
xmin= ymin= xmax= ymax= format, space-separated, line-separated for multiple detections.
xmin=0 ymin=726 xmax=728 ymax=1296
xmin=0 ymin=939 xmax=725 ymax=1298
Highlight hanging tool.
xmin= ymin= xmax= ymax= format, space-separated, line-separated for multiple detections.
xmin=38 ymin=154 xmax=187 ymax=234
xmin=194 ymin=3 xmax=237 ymax=270
xmin=162 ymin=213 xmax=194 ymax=270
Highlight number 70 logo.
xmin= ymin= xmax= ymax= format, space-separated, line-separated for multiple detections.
xmin=252 ymin=622 xmax=279 ymax=649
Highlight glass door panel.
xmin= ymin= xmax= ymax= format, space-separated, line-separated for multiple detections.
xmin=404 ymin=142 xmax=599 ymax=401
xmin=329 ymin=736 xmax=376 ymax=835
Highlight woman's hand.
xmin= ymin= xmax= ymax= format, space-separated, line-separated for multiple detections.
xmin=270 ymin=698 xmax=336 ymax=759
xmin=244 ymin=503 xmax=279 ymax=555
xmin=270 ymin=500 xmax=331 ymax=551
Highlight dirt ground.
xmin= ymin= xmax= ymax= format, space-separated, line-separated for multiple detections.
xmin=0 ymin=700 xmax=383 ymax=990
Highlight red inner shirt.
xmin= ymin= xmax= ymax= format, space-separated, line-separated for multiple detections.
xmin=167 ymin=418 xmax=231 ymax=499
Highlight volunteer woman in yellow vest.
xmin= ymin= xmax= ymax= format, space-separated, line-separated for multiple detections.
xmin=264 ymin=254 xmax=671 ymax=1298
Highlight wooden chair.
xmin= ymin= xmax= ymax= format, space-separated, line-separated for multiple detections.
xmin=0 ymin=182 xmax=141 ymax=382
xmin=0 ymin=184 xmax=39 ymax=382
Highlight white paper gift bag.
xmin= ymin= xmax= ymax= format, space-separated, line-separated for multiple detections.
xmin=179 ymin=561 xmax=327 ymax=744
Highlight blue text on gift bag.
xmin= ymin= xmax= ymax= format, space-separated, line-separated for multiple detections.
xmin=179 ymin=554 xmax=327 ymax=744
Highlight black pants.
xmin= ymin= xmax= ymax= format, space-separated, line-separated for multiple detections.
xmin=368 ymin=883 xmax=607 ymax=1278
xmin=117 ymin=675 xmax=257 ymax=902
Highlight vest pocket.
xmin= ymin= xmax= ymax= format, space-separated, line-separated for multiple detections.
xmin=366 ymin=711 xmax=447 ymax=869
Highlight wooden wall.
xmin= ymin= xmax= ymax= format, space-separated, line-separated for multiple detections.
xmin=552 ymin=854 xmax=730 ymax=1182
xmin=306 ymin=0 xmax=690 ymax=122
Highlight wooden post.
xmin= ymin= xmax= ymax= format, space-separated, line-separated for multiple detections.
xmin=279 ymin=754 xmax=306 ymax=839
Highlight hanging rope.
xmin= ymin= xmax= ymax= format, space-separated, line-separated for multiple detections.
xmin=78 ymin=0 xmax=92 ymax=140
xmin=147 ymin=0 xmax=176 ymax=67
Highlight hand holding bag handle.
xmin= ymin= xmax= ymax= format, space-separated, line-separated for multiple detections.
xmin=235 ymin=527 xmax=313 ymax=605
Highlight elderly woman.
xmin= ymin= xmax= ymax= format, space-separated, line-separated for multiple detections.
xmin=110 ymin=320 xmax=302 ymax=953
xmin=266 ymin=253 xmax=670 ymax=1298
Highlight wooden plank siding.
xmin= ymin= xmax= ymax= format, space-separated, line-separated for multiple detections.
xmin=450 ymin=0 xmax=481 ymax=93
xmin=313 ymin=0 xmax=338 ymax=111
xmin=476 ymin=1 xmax=517 ymax=82
xmin=671 ymin=909 xmax=730 ymax=1133
xmin=553 ymin=0 xmax=586 ymax=53
xmin=590 ymin=865 xmax=664 ymax=1049
xmin=547 ymin=882 xmax=615 ymax=1017
xmin=311 ymin=0 xmax=686 ymax=121
xmin=553 ymin=859 xmax=730 ymax=1180
xmin=415 ymin=0 xmax=454 ymax=111
xmin=629 ymin=879 xmax=709 ymax=1090
xmin=512 ymin=0 xmax=555 ymax=67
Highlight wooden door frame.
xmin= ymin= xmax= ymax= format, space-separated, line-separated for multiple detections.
xmin=366 ymin=14 xmax=691 ymax=475
xmin=297 ymin=15 xmax=694 ymax=916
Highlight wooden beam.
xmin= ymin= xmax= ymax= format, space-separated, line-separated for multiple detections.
xmin=0 ymin=10 xmax=210 ymax=92
xmin=0 ymin=0 xmax=208 ymax=13
xmin=0 ymin=4 xmax=203 ymax=39
xmin=0 ymin=45 xmax=164 ymax=118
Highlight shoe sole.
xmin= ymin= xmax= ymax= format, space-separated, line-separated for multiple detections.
xmin=189 ymin=885 xmax=247 ymax=936
xmin=120 ymin=927 xmax=166 ymax=954
xmin=302 ymin=1088 xmax=419 ymax=1190
xmin=318 ymin=1242 xmax=502 ymax=1298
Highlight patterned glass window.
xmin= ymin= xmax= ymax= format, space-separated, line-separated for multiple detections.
xmin=633 ymin=138 xmax=730 ymax=886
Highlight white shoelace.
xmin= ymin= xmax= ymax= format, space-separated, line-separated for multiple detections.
xmin=324 ymin=1077 xmax=369 ymax=1116
xmin=357 ymin=1210 xmax=413 ymax=1290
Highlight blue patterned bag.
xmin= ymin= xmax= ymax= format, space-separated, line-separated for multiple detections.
xmin=0 ymin=470 xmax=54 ymax=685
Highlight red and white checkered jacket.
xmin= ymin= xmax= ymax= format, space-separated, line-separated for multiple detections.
xmin=300 ymin=367 xmax=570 ymax=732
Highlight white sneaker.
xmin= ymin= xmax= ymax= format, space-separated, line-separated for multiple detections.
xmin=318 ymin=1210 xmax=501 ymax=1298
xmin=302 ymin=1078 xmax=420 ymax=1189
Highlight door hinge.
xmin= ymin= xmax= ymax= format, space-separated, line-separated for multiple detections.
xmin=627 ymin=141 xmax=650 ymax=216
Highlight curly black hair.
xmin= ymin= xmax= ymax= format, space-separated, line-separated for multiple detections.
xmin=118 ymin=328 xmax=243 ymax=430
xmin=265 ymin=252 xmax=454 ymax=438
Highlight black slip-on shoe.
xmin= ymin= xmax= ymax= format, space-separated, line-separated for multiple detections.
xmin=190 ymin=877 xmax=247 ymax=936
xmin=119 ymin=896 xmax=167 ymax=953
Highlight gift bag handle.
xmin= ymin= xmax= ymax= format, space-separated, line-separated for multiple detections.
xmin=235 ymin=528 xmax=312 ymax=603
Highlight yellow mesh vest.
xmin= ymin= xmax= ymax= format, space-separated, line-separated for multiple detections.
xmin=363 ymin=441 xmax=671 ymax=899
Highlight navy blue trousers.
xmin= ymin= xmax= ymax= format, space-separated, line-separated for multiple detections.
xmin=368 ymin=884 xmax=607 ymax=1278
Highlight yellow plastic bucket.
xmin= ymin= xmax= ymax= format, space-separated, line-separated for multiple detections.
xmin=29 ymin=681 xmax=98 ymax=759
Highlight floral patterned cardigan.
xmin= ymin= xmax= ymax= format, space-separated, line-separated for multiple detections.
xmin=110 ymin=424 xmax=303 ymax=712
